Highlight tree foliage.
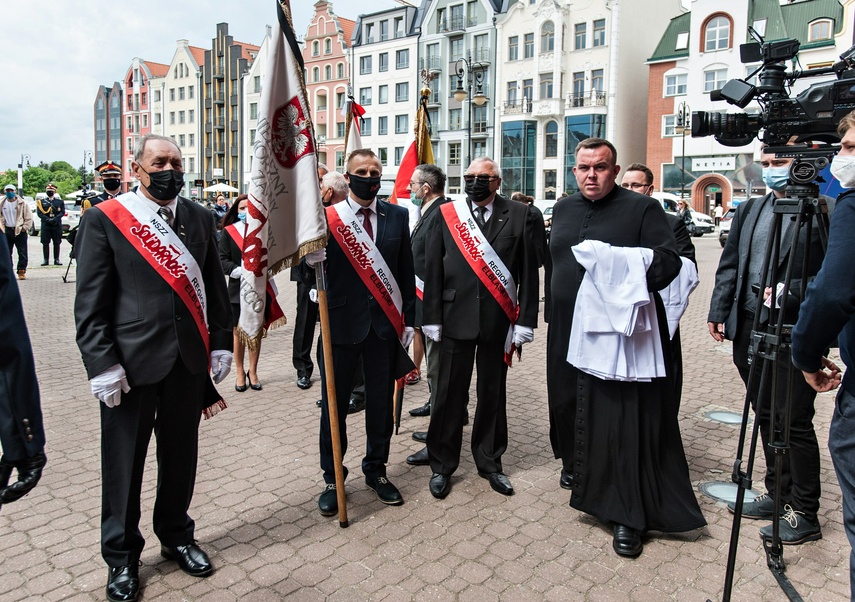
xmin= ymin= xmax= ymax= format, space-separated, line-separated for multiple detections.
xmin=1 ymin=159 xmax=85 ymax=197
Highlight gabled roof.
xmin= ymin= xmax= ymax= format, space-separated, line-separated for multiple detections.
xmin=338 ymin=17 xmax=356 ymax=48
xmin=188 ymin=45 xmax=206 ymax=68
xmin=648 ymin=12 xmax=690 ymax=62
xmin=145 ymin=61 xmax=170 ymax=78
xmin=234 ymin=41 xmax=261 ymax=62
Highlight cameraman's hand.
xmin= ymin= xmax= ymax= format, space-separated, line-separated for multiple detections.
xmin=802 ymin=357 xmax=842 ymax=393
xmin=708 ymin=322 xmax=725 ymax=343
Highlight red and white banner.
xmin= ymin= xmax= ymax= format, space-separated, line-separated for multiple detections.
xmin=99 ymin=192 xmax=209 ymax=356
xmin=343 ymin=98 xmax=365 ymax=158
xmin=441 ymin=200 xmax=519 ymax=363
xmin=239 ymin=0 xmax=327 ymax=346
xmin=326 ymin=201 xmax=404 ymax=336
xmin=224 ymin=223 xmax=285 ymax=331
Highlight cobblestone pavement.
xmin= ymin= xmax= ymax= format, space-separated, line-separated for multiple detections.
xmin=1 ymin=233 xmax=850 ymax=601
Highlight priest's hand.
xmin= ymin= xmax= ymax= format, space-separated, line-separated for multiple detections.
xmin=90 ymin=364 xmax=131 ymax=408
xmin=210 ymin=350 xmax=233 ymax=384
xmin=423 ymin=324 xmax=442 ymax=342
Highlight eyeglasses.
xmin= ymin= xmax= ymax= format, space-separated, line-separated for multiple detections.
xmin=463 ymin=175 xmax=500 ymax=183
xmin=621 ymin=182 xmax=650 ymax=190
xmin=408 ymin=181 xmax=425 ymax=188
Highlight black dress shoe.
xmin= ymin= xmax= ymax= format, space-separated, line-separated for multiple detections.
xmin=429 ymin=473 xmax=451 ymax=499
xmin=478 ymin=471 xmax=514 ymax=496
xmin=409 ymin=402 xmax=430 ymax=417
xmin=412 ymin=431 xmax=427 ymax=442
xmin=160 ymin=543 xmax=213 ymax=577
xmin=40 ymin=261 xmax=49 ymax=266
xmin=297 ymin=375 xmax=312 ymax=389
xmin=365 ymin=476 xmax=403 ymax=505
xmin=318 ymin=483 xmax=337 ymax=516
xmin=0 ymin=452 xmax=47 ymax=504
xmin=54 ymin=260 xmax=62 ymax=266
xmin=106 ymin=564 xmax=139 ymax=602
xmin=348 ymin=398 xmax=365 ymax=414
xmin=559 ymin=468 xmax=574 ymax=491
xmin=406 ymin=447 xmax=429 ymax=466
xmin=612 ymin=524 xmax=643 ymax=557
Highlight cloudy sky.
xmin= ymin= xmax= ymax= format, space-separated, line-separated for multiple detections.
xmin=0 ymin=0 xmax=393 ymax=171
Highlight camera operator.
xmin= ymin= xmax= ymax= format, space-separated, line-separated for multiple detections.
xmin=708 ymin=145 xmax=831 ymax=545
xmin=791 ymin=110 xmax=855 ymax=597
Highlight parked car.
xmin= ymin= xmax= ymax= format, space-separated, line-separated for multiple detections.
xmin=718 ymin=208 xmax=736 ymax=247
xmin=685 ymin=209 xmax=715 ymax=237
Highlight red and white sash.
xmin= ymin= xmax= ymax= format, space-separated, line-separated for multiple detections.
xmin=99 ymin=192 xmax=210 ymax=356
xmin=415 ymin=275 xmax=425 ymax=301
xmin=441 ymin=200 xmax=519 ymax=364
xmin=326 ymin=201 xmax=404 ymax=336
xmin=224 ymin=223 xmax=285 ymax=330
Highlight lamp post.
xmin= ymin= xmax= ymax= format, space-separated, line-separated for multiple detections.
xmin=17 ymin=153 xmax=31 ymax=192
xmin=82 ymin=150 xmax=93 ymax=187
xmin=453 ymin=53 xmax=487 ymax=168
xmin=676 ymin=101 xmax=691 ymax=203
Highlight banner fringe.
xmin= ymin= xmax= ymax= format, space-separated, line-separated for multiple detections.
xmin=202 ymin=399 xmax=228 ymax=420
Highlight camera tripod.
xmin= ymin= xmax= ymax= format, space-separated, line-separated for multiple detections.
xmin=720 ymin=175 xmax=831 ymax=602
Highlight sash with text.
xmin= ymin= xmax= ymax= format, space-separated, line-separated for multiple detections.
xmin=224 ymin=223 xmax=285 ymax=330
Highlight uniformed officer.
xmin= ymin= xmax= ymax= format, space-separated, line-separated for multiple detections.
xmin=37 ymin=183 xmax=65 ymax=265
xmin=84 ymin=161 xmax=123 ymax=212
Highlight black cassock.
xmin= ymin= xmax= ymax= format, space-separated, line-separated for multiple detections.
xmin=546 ymin=185 xmax=706 ymax=533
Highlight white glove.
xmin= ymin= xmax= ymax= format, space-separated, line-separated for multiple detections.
xmin=512 ymin=325 xmax=534 ymax=346
xmin=210 ymin=350 xmax=233 ymax=384
xmin=229 ymin=266 xmax=241 ymax=279
xmin=309 ymin=288 xmax=318 ymax=303
xmin=90 ymin=363 xmax=131 ymax=408
xmin=422 ymin=324 xmax=442 ymax=342
xmin=306 ymin=248 xmax=327 ymax=266
xmin=400 ymin=326 xmax=415 ymax=348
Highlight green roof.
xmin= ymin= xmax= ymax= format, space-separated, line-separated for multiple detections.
xmin=648 ymin=12 xmax=690 ymax=62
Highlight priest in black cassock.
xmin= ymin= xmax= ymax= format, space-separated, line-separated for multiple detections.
xmin=546 ymin=138 xmax=705 ymax=558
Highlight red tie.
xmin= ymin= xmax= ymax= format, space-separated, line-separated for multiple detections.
xmin=358 ymin=207 xmax=374 ymax=240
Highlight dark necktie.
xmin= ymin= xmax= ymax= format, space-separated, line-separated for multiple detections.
xmin=475 ymin=206 xmax=487 ymax=228
xmin=158 ymin=206 xmax=174 ymax=228
xmin=358 ymin=207 xmax=374 ymax=240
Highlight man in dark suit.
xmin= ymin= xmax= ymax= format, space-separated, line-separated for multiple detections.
xmin=708 ymin=148 xmax=828 ymax=545
xmin=422 ymin=157 xmax=539 ymax=499
xmin=75 ymin=134 xmax=233 ymax=602
xmin=306 ymin=149 xmax=416 ymax=517
xmin=84 ymin=161 xmax=124 ymax=212
xmin=403 ymin=164 xmax=450 ymax=463
xmin=0 ymin=234 xmax=46 ymax=510
xmin=37 ymin=183 xmax=65 ymax=265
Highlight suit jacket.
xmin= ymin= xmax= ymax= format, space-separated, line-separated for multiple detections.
xmin=411 ymin=196 xmax=450 ymax=327
xmin=667 ymin=213 xmax=696 ymax=264
xmin=74 ymin=194 xmax=233 ymax=386
xmin=708 ymin=192 xmax=831 ymax=340
xmin=325 ymin=198 xmax=416 ymax=345
xmin=37 ymin=197 xmax=65 ymax=227
xmin=83 ymin=191 xmax=115 ymax=212
xmin=424 ymin=194 xmax=539 ymax=343
xmin=0 ymin=235 xmax=45 ymax=459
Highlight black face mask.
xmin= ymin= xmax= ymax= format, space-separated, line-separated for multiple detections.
xmin=347 ymin=173 xmax=382 ymax=201
xmin=465 ymin=178 xmax=492 ymax=204
xmin=140 ymin=167 xmax=184 ymax=201
xmin=103 ymin=178 xmax=121 ymax=192
xmin=46 ymin=191 xmax=55 ymax=198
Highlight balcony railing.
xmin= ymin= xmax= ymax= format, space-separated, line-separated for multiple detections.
xmin=420 ymin=56 xmax=443 ymax=72
xmin=567 ymin=90 xmax=607 ymax=108
xmin=438 ymin=16 xmax=465 ymax=33
xmin=472 ymin=48 xmax=491 ymax=63
xmin=503 ymin=99 xmax=532 ymax=114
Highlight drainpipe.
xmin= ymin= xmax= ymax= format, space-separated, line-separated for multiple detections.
xmin=605 ymin=0 xmax=619 ymax=142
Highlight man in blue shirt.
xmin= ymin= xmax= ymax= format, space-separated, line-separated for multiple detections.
xmin=791 ymin=111 xmax=855 ymax=599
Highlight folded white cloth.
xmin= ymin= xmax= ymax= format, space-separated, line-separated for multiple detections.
xmin=658 ymin=257 xmax=699 ymax=339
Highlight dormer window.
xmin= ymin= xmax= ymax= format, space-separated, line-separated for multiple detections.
xmin=809 ymin=19 xmax=832 ymax=42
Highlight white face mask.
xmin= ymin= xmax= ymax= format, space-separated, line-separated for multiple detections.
xmin=831 ymin=154 xmax=855 ymax=189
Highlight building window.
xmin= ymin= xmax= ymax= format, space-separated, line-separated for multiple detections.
xmin=313 ymin=66 xmax=320 ymax=82
xmin=675 ymin=31 xmax=689 ymax=50
xmin=449 ymin=142 xmax=461 ymax=165
xmin=663 ymin=114 xmax=678 ymax=137
xmin=593 ymin=19 xmax=606 ymax=46
xmin=524 ymin=33 xmax=534 ymax=58
xmin=362 ymin=117 xmax=372 ymax=136
xmin=541 ymin=21 xmax=555 ymax=53
xmin=378 ymin=116 xmax=388 ymax=135
xmin=335 ymin=151 xmax=345 ymax=171
xmin=394 ymin=16 xmax=404 ymax=38
xmin=312 ymin=40 xmax=319 ymax=56
xmin=665 ymin=73 xmax=688 ymax=96
xmin=360 ymin=56 xmax=372 ymax=75
xmin=395 ymin=114 xmax=408 ymax=134
xmin=378 ymin=85 xmax=389 ymax=104
xmin=189 ymin=133 xmax=195 ymax=146
xmin=179 ymin=87 xmax=185 ymax=100
xmin=380 ymin=20 xmax=389 ymax=41
xmin=473 ymin=105 xmax=487 ymax=133
xmin=360 ymin=87 xmax=372 ymax=106
xmin=545 ymin=121 xmax=558 ymax=157
xmin=508 ymin=36 xmax=519 ymax=61
xmin=396 ymin=82 xmax=409 ymax=102
xmin=704 ymin=68 xmax=727 ymax=92
xmin=153 ymin=90 xmax=161 ymax=102
xmin=154 ymin=113 xmax=161 ymax=125
xmin=574 ymin=23 xmax=586 ymax=50
xmin=507 ymin=81 xmax=518 ymax=104
xmin=394 ymin=146 xmax=404 ymax=165
xmin=448 ymin=176 xmax=461 ymax=194
xmin=378 ymin=147 xmax=388 ymax=165
xmin=451 ymin=37 xmax=464 ymax=61
xmin=396 ymin=49 xmax=409 ymax=69
xmin=325 ymin=65 xmax=331 ymax=80
xmin=179 ymin=134 xmax=186 ymax=147
xmin=365 ymin=23 xmax=374 ymax=43
xmin=379 ymin=52 xmax=389 ymax=72
xmin=449 ymin=108 xmax=462 ymax=130
xmin=704 ymin=14 xmax=731 ymax=52
xmin=250 ymin=103 xmax=258 ymax=120
xmin=188 ymin=157 xmax=195 ymax=173
xmin=337 ymin=92 xmax=346 ymax=109
xmin=142 ymin=114 xmax=148 ymax=127
xmin=809 ymin=19 xmax=832 ymax=41
xmin=188 ymin=109 xmax=194 ymax=123
xmin=169 ymin=88 xmax=175 ymax=101
xmin=337 ymin=122 xmax=346 ymax=138
xmin=169 ymin=112 xmax=175 ymax=125
xmin=540 ymin=74 xmax=553 ymax=99
xmin=253 ymin=77 xmax=260 ymax=93
xmin=592 ymin=69 xmax=604 ymax=93
xmin=522 ymin=78 xmax=533 ymax=101
xmin=325 ymin=38 xmax=332 ymax=54
xmin=179 ymin=110 xmax=185 ymax=124
xmin=337 ymin=63 xmax=344 ymax=78
xmin=572 ymin=72 xmax=584 ymax=106
xmin=543 ymin=169 xmax=557 ymax=199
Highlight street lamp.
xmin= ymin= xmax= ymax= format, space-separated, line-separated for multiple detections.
xmin=17 ymin=153 xmax=31 ymax=192
xmin=675 ymin=101 xmax=691 ymax=203
xmin=453 ymin=53 xmax=487 ymax=167
xmin=82 ymin=150 xmax=93 ymax=187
